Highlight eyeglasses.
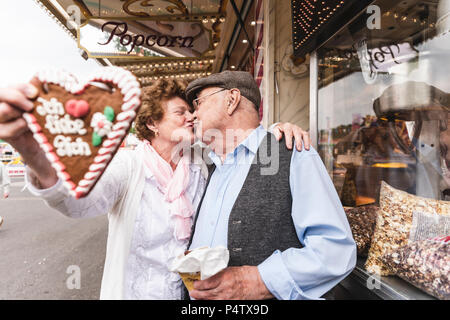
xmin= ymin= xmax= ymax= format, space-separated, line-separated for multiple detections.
xmin=192 ymin=88 xmax=227 ymax=109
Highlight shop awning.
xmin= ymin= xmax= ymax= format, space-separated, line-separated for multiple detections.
xmin=35 ymin=0 xmax=235 ymax=83
xmin=291 ymin=0 xmax=375 ymax=58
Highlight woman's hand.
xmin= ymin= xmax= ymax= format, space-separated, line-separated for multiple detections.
xmin=272 ymin=122 xmax=311 ymax=151
xmin=0 ymin=84 xmax=39 ymax=150
xmin=0 ymin=84 xmax=58 ymax=189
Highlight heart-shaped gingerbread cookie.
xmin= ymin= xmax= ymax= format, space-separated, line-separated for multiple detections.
xmin=23 ymin=67 xmax=141 ymax=198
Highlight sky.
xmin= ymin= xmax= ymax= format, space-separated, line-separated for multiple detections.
xmin=0 ymin=0 xmax=101 ymax=87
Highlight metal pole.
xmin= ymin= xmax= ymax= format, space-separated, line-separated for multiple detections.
xmin=229 ymin=0 xmax=255 ymax=53
xmin=310 ymin=51 xmax=319 ymax=149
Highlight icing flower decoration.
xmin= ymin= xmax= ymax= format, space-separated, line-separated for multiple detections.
xmin=91 ymin=113 xmax=112 ymax=137
xmin=91 ymin=106 xmax=115 ymax=147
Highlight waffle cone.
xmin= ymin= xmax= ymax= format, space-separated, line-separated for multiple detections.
xmin=179 ymin=272 xmax=201 ymax=291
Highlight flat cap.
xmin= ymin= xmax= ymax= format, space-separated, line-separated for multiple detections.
xmin=186 ymin=70 xmax=261 ymax=110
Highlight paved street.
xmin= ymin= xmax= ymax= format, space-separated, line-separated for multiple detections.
xmin=0 ymin=176 xmax=108 ymax=300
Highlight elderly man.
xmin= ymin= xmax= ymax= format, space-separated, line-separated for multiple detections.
xmin=185 ymin=71 xmax=356 ymax=300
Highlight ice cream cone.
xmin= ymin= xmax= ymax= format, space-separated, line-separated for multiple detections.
xmin=179 ymin=272 xmax=201 ymax=291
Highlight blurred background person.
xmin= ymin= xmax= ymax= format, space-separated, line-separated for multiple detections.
xmin=0 ymin=160 xmax=11 ymax=227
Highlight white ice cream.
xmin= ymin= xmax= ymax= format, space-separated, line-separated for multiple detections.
xmin=169 ymin=246 xmax=230 ymax=280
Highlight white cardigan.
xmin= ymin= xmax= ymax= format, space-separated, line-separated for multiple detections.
xmin=27 ymin=143 xmax=207 ymax=299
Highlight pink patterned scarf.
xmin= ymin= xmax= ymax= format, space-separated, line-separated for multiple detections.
xmin=142 ymin=141 xmax=194 ymax=241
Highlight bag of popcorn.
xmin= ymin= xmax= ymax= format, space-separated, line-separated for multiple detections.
xmin=381 ymin=236 xmax=450 ymax=300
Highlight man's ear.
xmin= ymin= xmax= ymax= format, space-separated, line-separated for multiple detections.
xmin=226 ymin=89 xmax=241 ymax=116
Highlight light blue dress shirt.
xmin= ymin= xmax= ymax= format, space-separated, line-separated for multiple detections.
xmin=189 ymin=125 xmax=357 ymax=300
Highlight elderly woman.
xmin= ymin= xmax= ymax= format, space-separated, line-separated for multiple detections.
xmin=0 ymin=77 xmax=309 ymax=299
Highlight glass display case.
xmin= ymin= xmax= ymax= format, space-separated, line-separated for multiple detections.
xmin=309 ymin=0 xmax=450 ymax=299
xmin=315 ymin=0 xmax=450 ymax=205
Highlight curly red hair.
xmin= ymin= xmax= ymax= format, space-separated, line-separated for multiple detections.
xmin=135 ymin=79 xmax=188 ymax=142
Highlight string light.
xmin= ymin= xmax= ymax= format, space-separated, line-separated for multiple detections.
xmin=139 ymin=70 xmax=210 ymax=85
xmin=293 ymin=1 xmax=347 ymax=49
xmin=384 ymin=11 xmax=435 ymax=28
xmin=293 ymin=1 xmax=436 ymax=51
xmin=120 ymin=58 xmax=214 ymax=79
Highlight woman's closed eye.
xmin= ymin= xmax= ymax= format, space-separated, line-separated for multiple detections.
xmin=172 ymin=107 xmax=188 ymax=115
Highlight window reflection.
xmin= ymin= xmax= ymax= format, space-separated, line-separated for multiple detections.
xmin=317 ymin=0 xmax=450 ymax=204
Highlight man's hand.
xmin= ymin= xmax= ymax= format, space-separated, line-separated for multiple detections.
xmin=3 ymin=192 xmax=9 ymax=199
xmin=0 ymin=84 xmax=58 ymax=189
xmin=189 ymin=266 xmax=274 ymax=300
xmin=273 ymin=122 xmax=311 ymax=151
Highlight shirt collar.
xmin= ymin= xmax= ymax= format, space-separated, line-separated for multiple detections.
xmin=208 ymin=125 xmax=268 ymax=166
xmin=136 ymin=142 xmax=155 ymax=180
xmin=240 ymin=125 xmax=267 ymax=155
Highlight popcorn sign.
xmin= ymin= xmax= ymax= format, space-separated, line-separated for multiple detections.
xmin=78 ymin=18 xmax=214 ymax=59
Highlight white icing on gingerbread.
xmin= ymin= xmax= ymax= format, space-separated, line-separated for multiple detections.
xmin=112 ymin=122 xmax=130 ymax=132
xmin=122 ymin=97 xmax=140 ymax=111
xmin=94 ymin=154 xmax=112 ymax=163
xmin=124 ymin=87 xmax=141 ymax=102
xmin=53 ymin=135 xmax=92 ymax=157
xmin=84 ymin=171 xmax=101 ymax=180
xmin=116 ymin=110 xmax=136 ymax=122
xmin=45 ymin=151 xmax=58 ymax=163
xmin=89 ymin=163 xmax=107 ymax=172
xmin=36 ymin=97 xmax=65 ymax=116
xmin=121 ymin=80 xmax=140 ymax=95
xmin=33 ymin=132 xmax=48 ymax=144
xmin=45 ymin=114 xmax=87 ymax=135
xmin=28 ymin=123 xmax=42 ymax=134
xmin=41 ymin=143 xmax=53 ymax=152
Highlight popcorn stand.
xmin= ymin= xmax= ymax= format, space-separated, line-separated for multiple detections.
xmin=24 ymin=0 xmax=449 ymax=300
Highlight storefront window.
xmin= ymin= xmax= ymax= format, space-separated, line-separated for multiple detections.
xmin=316 ymin=0 xmax=450 ymax=206
xmin=223 ymin=0 xmax=264 ymax=118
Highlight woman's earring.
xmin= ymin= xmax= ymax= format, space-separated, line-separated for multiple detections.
xmin=154 ymin=129 xmax=159 ymax=137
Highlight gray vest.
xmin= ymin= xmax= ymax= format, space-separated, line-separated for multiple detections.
xmin=188 ymin=133 xmax=303 ymax=266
